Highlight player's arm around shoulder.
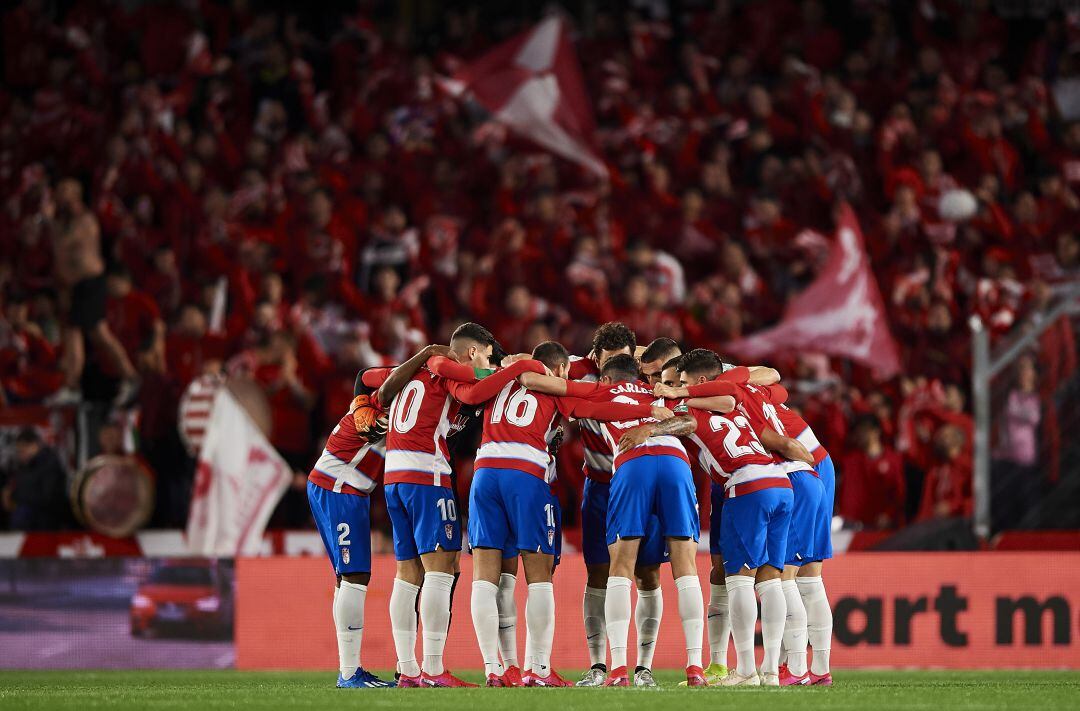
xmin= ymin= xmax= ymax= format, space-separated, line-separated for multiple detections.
xmin=519 ymin=369 xmax=589 ymax=396
xmin=616 ymin=410 xmax=697 ymax=454
xmin=377 ymin=344 xmax=453 ymax=404
xmin=746 ymin=366 xmax=781 ymax=386
xmin=683 ymin=395 xmax=737 ymax=413
xmin=451 ymin=358 xmax=547 ymax=405
xmin=758 ymin=427 xmax=814 ymax=465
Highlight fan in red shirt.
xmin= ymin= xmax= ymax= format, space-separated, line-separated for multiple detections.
xmin=0 ymin=292 xmax=62 ymax=403
xmin=104 ymin=266 xmax=165 ymax=375
xmin=916 ymin=423 xmax=973 ymax=522
xmin=838 ymin=416 xmax=906 ymax=529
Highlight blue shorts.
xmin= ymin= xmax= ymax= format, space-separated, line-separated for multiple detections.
xmin=469 ymin=468 xmax=558 ymax=556
xmin=384 ymin=482 xmax=462 ymax=561
xmin=581 ymin=478 xmax=667 ymax=566
xmin=720 ymin=485 xmax=793 ymax=575
xmin=307 ymin=481 xmax=371 ymax=575
xmin=709 ymin=483 xmax=724 ymax=555
xmin=786 ymin=470 xmax=825 ymax=566
xmin=812 ymin=456 xmax=835 ymax=560
xmin=607 ymin=455 xmax=699 ymax=546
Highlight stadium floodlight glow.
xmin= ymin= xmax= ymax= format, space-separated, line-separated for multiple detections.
xmin=194 ymin=596 xmax=221 ymax=612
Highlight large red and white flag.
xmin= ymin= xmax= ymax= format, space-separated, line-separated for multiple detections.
xmin=186 ymin=389 xmax=292 ymax=556
xmin=727 ymin=204 xmax=902 ymax=377
xmin=441 ymin=15 xmax=607 ymax=176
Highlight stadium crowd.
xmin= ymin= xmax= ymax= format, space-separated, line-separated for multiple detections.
xmin=1 ymin=0 xmax=1078 ymax=533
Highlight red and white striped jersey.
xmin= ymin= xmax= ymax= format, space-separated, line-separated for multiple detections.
xmin=735 ymin=383 xmax=816 ymax=475
xmin=760 ymin=384 xmax=830 ymax=466
xmin=685 ymin=404 xmax=789 ymax=491
xmin=687 ymin=375 xmax=824 ymax=473
xmin=567 ymin=356 xmax=615 ymax=483
xmin=308 ymin=409 xmax=386 ymax=495
xmin=384 ymin=357 xmax=549 ymax=487
xmin=384 ymin=367 xmax=459 ymax=487
xmin=474 ymin=380 xmax=654 ymax=483
xmin=567 ymin=379 xmax=690 ymax=472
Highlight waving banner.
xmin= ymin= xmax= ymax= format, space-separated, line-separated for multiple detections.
xmin=441 ymin=15 xmax=606 ymax=177
xmin=186 ymin=389 xmax=292 ymax=557
xmin=728 ymin=203 xmax=902 ymax=377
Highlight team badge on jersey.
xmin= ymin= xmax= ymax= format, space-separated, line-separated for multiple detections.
xmin=444 ymin=524 xmax=454 ymax=540
xmin=547 ymin=529 xmax=555 ymax=547
xmin=341 ymin=547 xmax=350 ymax=565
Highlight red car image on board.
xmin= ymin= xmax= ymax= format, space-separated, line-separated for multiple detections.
xmin=130 ymin=560 xmax=233 ymax=638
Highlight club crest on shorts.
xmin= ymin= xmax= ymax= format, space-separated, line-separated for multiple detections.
xmin=341 ymin=546 xmax=350 ymax=565
xmin=547 ymin=528 xmax=555 ymax=546
xmin=444 ymin=523 xmax=453 ymax=540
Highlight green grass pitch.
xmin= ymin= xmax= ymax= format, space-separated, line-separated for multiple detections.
xmin=2 ymin=670 xmax=1078 ymax=710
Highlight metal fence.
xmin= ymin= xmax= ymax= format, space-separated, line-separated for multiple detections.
xmin=971 ymin=283 xmax=1080 ymax=539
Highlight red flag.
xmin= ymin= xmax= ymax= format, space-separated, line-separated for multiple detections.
xmin=441 ymin=15 xmax=607 ymax=176
xmin=727 ymin=204 xmax=902 ymax=378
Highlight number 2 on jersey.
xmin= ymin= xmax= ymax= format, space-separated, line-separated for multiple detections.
xmin=710 ymin=414 xmax=769 ymax=459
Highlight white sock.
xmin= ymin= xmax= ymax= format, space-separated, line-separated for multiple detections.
xmin=389 ymin=578 xmax=421 ymax=677
xmin=798 ymin=576 xmax=833 ymax=675
xmin=524 ymin=599 xmax=535 ymax=671
xmin=708 ymin=583 xmax=730 ymax=668
xmin=726 ymin=576 xmax=757 ymax=677
xmin=497 ymin=573 xmax=518 ymax=669
xmin=421 ymin=571 xmax=455 ymax=676
xmin=634 ymin=587 xmax=663 ymax=670
xmin=583 ymin=586 xmax=608 ymax=667
xmin=756 ymin=579 xmax=787 ymax=675
xmin=526 ymin=582 xmax=555 ymax=674
xmin=471 ymin=580 xmax=503 ymax=676
xmin=782 ymin=579 xmax=808 ymax=676
xmin=334 ymin=581 xmax=366 ymax=678
xmin=675 ymin=576 xmax=704 ymax=669
xmin=605 ymin=577 xmax=633 ymax=670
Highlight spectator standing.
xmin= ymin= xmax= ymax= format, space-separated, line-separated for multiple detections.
xmin=838 ymin=417 xmax=906 ymax=529
xmin=991 ymin=355 xmax=1043 ymax=531
xmin=3 ymin=428 xmax=71 ymax=530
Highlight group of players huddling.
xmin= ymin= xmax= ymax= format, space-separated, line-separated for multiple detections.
xmin=306 ymin=321 xmax=835 ymax=689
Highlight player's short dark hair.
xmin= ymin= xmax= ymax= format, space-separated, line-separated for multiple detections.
xmin=677 ymin=348 xmax=724 ymax=379
xmin=531 ymin=341 xmax=570 ymax=371
xmin=354 ymin=368 xmax=377 ymax=397
xmin=641 ymin=337 xmax=680 ymax=364
xmin=661 ymin=355 xmax=683 ymax=373
xmin=601 ymin=353 xmax=640 ymax=382
xmin=591 ymin=322 xmax=636 ymax=355
xmin=451 ymin=322 xmax=497 ymax=348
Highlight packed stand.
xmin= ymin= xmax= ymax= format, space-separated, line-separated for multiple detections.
xmin=1 ymin=0 xmax=1078 ymax=533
